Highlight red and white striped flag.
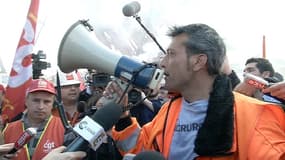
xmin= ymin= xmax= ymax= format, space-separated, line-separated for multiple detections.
xmin=1 ymin=0 xmax=40 ymax=123
xmin=76 ymin=70 xmax=86 ymax=91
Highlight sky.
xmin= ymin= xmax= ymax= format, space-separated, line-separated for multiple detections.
xmin=0 ymin=0 xmax=285 ymax=83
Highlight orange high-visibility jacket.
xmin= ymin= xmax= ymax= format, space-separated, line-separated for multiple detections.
xmin=112 ymin=92 xmax=285 ymax=159
xmin=3 ymin=116 xmax=65 ymax=160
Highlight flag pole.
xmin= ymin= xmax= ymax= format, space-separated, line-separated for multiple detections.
xmin=262 ymin=35 xmax=266 ymax=58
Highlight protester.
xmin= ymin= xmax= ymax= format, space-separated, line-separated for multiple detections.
xmin=234 ymin=57 xmax=283 ymax=104
xmin=243 ymin=57 xmax=275 ymax=77
xmin=2 ymin=79 xmax=65 ymax=160
xmin=104 ymin=23 xmax=285 ymax=159
xmin=53 ymin=71 xmax=81 ymax=126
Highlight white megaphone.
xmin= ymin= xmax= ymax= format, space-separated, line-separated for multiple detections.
xmin=58 ymin=20 xmax=164 ymax=90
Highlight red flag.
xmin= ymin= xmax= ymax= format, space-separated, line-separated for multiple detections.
xmin=1 ymin=0 xmax=40 ymax=123
xmin=262 ymin=35 xmax=266 ymax=58
xmin=75 ymin=70 xmax=86 ymax=91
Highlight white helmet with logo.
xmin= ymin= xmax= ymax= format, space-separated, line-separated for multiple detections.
xmin=54 ymin=70 xmax=81 ymax=87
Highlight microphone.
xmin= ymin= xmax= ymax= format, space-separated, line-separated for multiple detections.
xmin=244 ymin=73 xmax=285 ymax=104
xmin=8 ymin=127 xmax=37 ymax=154
xmin=122 ymin=1 xmax=166 ymax=54
xmin=77 ymin=101 xmax=98 ymax=119
xmin=244 ymin=73 xmax=270 ymax=90
xmin=64 ymin=101 xmax=122 ymax=152
xmin=122 ymin=1 xmax=141 ymax=17
xmin=77 ymin=101 xmax=87 ymax=113
xmin=123 ymin=151 xmax=165 ymax=160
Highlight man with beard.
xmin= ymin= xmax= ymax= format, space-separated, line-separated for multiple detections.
xmin=104 ymin=24 xmax=285 ymax=159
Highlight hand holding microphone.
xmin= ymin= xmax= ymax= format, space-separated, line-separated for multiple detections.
xmin=64 ymin=101 xmax=122 ymax=152
xmin=8 ymin=127 xmax=37 ymax=154
xmin=1 ymin=128 xmax=36 ymax=159
xmin=263 ymin=81 xmax=285 ymax=100
xmin=0 ymin=143 xmax=16 ymax=159
xmin=242 ymin=73 xmax=285 ymax=104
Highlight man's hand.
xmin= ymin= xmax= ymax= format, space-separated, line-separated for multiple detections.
xmin=0 ymin=143 xmax=18 ymax=159
xmin=263 ymin=82 xmax=285 ymax=100
xmin=103 ymin=80 xmax=130 ymax=118
xmin=42 ymin=146 xmax=86 ymax=160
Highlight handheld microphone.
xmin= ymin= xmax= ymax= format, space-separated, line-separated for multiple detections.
xmin=244 ymin=73 xmax=285 ymax=104
xmin=77 ymin=101 xmax=87 ymax=113
xmin=244 ymin=73 xmax=270 ymax=90
xmin=122 ymin=1 xmax=141 ymax=17
xmin=123 ymin=151 xmax=165 ymax=160
xmin=77 ymin=101 xmax=97 ymax=119
xmin=64 ymin=101 xmax=122 ymax=152
xmin=8 ymin=127 xmax=37 ymax=154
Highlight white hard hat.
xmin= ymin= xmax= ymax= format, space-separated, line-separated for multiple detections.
xmin=55 ymin=71 xmax=81 ymax=87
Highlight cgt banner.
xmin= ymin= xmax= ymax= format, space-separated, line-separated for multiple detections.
xmin=1 ymin=0 xmax=40 ymax=123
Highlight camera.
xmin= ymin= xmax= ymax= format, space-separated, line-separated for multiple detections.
xmin=32 ymin=50 xmax=51 ymax=79
xmin=92 ymin=73 xmax=111 ymax=88
xmin=128 ymin=89 xmax=142 ymax=104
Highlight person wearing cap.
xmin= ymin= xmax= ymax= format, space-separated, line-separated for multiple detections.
xmin=2 ymin=79 xmax=65 ymax=160
xmin=52 ymin=71 xmax=81 ymax=126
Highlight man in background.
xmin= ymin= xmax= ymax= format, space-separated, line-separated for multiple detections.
xmin=53 ymin=71 xmax=81 ymax=126
xmin=2 ymin=79 xmax=65 ymax=160
xmin=234 ymin=57 xmax=283 ymax=104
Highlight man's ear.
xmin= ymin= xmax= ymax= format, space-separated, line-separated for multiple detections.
xmin=192 ymin=54 xmax=208 ymax=71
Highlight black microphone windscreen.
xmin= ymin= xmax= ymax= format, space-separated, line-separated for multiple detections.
xmin=77 ymin=101 xmax=87 ymax=113
xmin=122 ymin=1 xmax=141 ymax=17
xmin=134 ymin=151 xmax=165 ymax=160
xmin=92 ymin=102 xmax=123 ymax=131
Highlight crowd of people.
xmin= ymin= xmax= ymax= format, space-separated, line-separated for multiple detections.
xmin=0 ymin=22 xmax=284 ymax=160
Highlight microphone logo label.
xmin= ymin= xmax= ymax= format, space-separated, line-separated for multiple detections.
xmin=78 ymin=121 xmax=88 ymax=129
xmin=78 ymin=120 xmax=96 ymax=135
xmin=73 ymin=116 xmax=105 ymax=145
xmin=92 ymin=132 xmax=107 ymax=151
